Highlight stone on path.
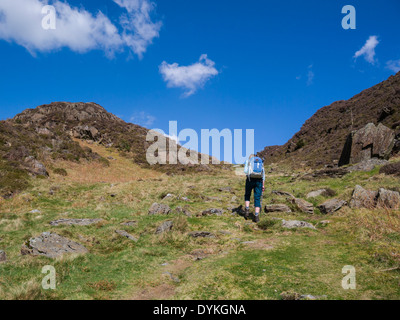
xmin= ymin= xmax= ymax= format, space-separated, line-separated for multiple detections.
xmin=281 ymin=220 xmax=316 ymax=230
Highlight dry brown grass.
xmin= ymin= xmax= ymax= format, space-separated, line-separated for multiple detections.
xmin=47 ymin=140 xmax=162 ymax=184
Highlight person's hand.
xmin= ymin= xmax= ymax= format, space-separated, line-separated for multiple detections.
xmin=262 ymin=186 xmax=265 ymax=192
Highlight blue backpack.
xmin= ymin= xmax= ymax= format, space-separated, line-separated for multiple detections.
xmin=247 ymin=156 xmax=264 ymax=179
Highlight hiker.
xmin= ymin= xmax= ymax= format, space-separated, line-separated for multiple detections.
xmin=243 ymin=154 xmax=265 ymax=222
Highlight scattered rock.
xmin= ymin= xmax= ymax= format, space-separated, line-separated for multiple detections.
xmin=376 ymin=188 xmax=400 ymax=210
xmin=148 ymin=203 xmax=171 ymax=215
xmin=292 ymin=198 xmax=314 ymax=214
xmin=49 ymin=219 xmax=103 ymax=226
xmin=162 ymin=194 xmax=175 ymax=200
xmin=281 ymin=220 xmax=316 ymax=230
xmin=218 ymin=230 xmax=232 ymax=235
xmin=29 ymin=209 xmax=41 ymax=214
xmin=179 ymin=196 xmax=190 ymax=202
xmin=0 ymin=250 xmax=6 ymax=263
xmin=188 ymin=231 xmax=215 ymax=238
xmin=174 ymin=206 xmax=192 ymax=217
xmin=349 ymin=185 xmax=378 ymax=209
xmin=121 ymin=221 xmax=137 ymax=227
xmin=201 ymin=208 xmax=223 ymax=216
xmin=319 ymin=220 xmax=332 ymax=226
xmin=21 ymin=232 xmax=88 ymax=258
xmin=380 ymin=161 xmax=400 ymax=177
xmin=155 ymin=221 xmax=174 ymax=234
xmin=306 ymin=189 xmax=327 ymax=199
xmin=317 ymin=199 xmax=347 ymax=214
xmin=264 ymin=204 xmax=292 ymax=213
xmin=115 ymin=230 xmax=138 ymax=242
xmin=347 ymin=158 xmax=388 ymax=172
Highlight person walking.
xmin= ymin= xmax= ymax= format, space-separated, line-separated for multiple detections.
xmin=243 ymin=154 xmax=265 ymax=222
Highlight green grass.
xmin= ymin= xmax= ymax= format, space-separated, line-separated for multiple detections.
xmin=0 ymin=161 xmax=399 ymax=300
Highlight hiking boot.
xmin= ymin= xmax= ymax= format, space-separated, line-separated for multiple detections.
xmin=244 ymin=208 xmax=250 ymax=220
xmin=253 ymin=215 xmax=260 ymax=223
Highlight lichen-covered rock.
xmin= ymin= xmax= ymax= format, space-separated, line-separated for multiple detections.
xmin=292 ymin=198 xmax=314 ymax=214
xmin=349 ymin=185 xmax=377 ymax=209
xmin=281 ymin=220 xmax=316 ymax=230
xmin=376 ymin=188 xmax=400 ymax=210
xmin=21 ymin=232 xmax=88 ymax=258
xmin=148 ymin=203 xmax=171 ymax=215
xmin=317 ymin=199 xmax=347 ymax=214
xmin=188 ymin=231 xmax=215 ymax=238
xmin=306 ymin=189 xmax=326 ymax=199
xmin=115 ymin=230 xmax=138 ymax=242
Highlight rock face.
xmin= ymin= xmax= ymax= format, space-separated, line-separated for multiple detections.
xmin=349 ymin=185 xmax=378 ymax=209
xmin=21 ymin=232 xmax=88 ymax=258
xmin=201 ymin=208 xmax=223 ymax=216
xmin=0 ymin=250 xmax=6 ymax=263
xmin=292 ymin=198 xmax=314 ymax=214
xmin=49 ymin=219 xmax=103 ymax=226
xmin=281 ymin=220 xmax=316 ymax=230
xmin=264 ymin=204 xmax=292 ymax=213
xmin=148 ymin=203 xmax=171 ymax=215
xmin=339 ymin=123 xmax=395 ymax=166
xmin=376 ymin=188 xmax=400 ymax=210
xmin=317 ymin=199 xmax=347 ymax=214
xmin=115 ymin=230 xmax=138 ymax=242
xmin=155 ymin=221 xmax=174 ymax=234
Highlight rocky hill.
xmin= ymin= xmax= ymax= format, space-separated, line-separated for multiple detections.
xmin=258 ymin=72 xmax=400 ymax=168
xmin=0 ymin=102 xmax=224 ymax=198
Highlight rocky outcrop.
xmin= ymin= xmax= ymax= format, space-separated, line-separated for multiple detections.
xmin=349 ymin=185 xmax=378 ymax=209
xmin=49 ymin=219 xmax=103 ymax=226
xmin=380 ymin=161 xmax=400 ymax=176
xmin=317 ymin=199 xmax=347 ymax=214
xmin=292 ymin=198 xmax=314 ymax=214
xmin=339 ymin=123 xmax=395 ymax=166
xmin=23 ymin=156 xmax=48 ymax=176
xmin=21 ymin=232 xmax=88 ymax=258
xmin=376 ymin=188 xmax=400 ymax=210
xmin=264 ymin=204 xmax=292 ymax=213
xmin=71 ymin=125 xmax=100 ymax=141
xmin=148 ymin=203 xmax=171 ymax=215
xmin=349 ymin=185 xmax=400 ymax=210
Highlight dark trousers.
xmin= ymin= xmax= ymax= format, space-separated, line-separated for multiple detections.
xmin=244 ymin=178 xmax=263 ymax=208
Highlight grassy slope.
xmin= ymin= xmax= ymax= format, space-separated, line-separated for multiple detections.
xmin=0 ymin=143 xmax=399 ymax=300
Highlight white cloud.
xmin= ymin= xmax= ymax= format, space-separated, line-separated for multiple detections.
xmin=354 ymin=35 xmax=379 ymax=64
xmin=159 ymin=54 xmax=219 ymax=97
xmin=0 ymin=0 xmax=161 ymax=58
xmin=129 ymin=111 xmax=156 ymax=127
xmin=386 ymin=59 xmax=400 ymax=73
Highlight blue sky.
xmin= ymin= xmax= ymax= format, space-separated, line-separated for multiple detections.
xmin=0 ymin=0 xmax=399 ymax=157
